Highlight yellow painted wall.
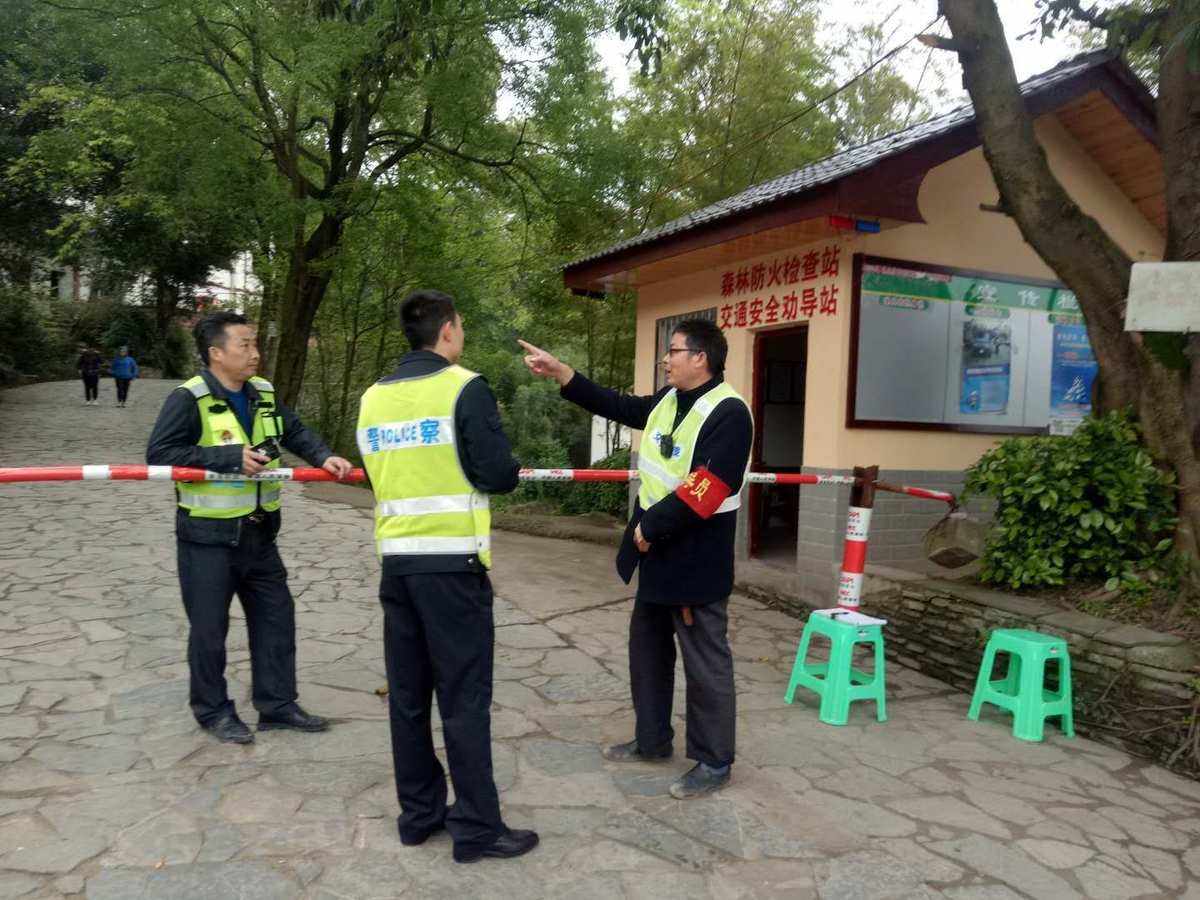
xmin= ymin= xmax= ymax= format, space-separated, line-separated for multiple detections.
xmin=631 ymin=113 xmax=1164 ymax=471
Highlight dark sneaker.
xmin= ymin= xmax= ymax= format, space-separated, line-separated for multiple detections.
xmin=257 ymin=706 xmax=330 ymax=732
xmin=204 ymin=713 xmax=254 ymax=744
xmin=601 ymin=739 xmax=673 ymax=762
xmin=453 ymin=828 xmax=539 ymax=863
xmin=669 ymin=762 xmax=731 ymax=799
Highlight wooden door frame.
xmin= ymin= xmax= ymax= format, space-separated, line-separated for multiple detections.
xmin=749 ymin=323 xmax=810 ymax=558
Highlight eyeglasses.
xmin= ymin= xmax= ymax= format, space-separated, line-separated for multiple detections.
xmin=663 ymin=347 xmax=699 ymax=357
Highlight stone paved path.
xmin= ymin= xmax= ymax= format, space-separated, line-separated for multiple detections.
xmin=2 ymin=380 xmax=1200 ymax=899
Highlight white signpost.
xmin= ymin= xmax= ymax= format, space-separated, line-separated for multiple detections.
xmin=1126 ymin=263 xmax=1200 ymax=332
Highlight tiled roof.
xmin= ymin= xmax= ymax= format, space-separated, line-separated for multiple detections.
xmin=568 ymin=51 xmax=1117 ymax=268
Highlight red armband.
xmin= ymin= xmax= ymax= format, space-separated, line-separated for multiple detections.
xmin=674 ymin=466 xmax=731 ymax=519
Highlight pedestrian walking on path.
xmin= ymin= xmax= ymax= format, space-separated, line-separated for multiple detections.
xmin=358 ymin=289 xmax=539 ymax=864
xmin=146 ymin=311 xmax=353 ymax=745
xmin=110 ymin=346 xmax=138 ymax=407
xmin=520 ymin=318 xmax=753 ymax=800
xmin=77 ymin=345 xmax=102 ymax=405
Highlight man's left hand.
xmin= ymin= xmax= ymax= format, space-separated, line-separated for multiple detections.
xmin=634 ymin=523 xmax=651 ymax=553
xmin=322 ymin=456 xmax=354 ymax=479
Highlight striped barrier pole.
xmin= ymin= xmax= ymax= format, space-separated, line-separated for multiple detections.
xmin=0 ymin=465 xmax=865 ymax=487
xmin=836 ymin=464 xmax=879 ymax=611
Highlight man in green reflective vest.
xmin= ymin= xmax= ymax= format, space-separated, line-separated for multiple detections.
xmin=520 ymin=319 xmax=753 ymax=799
xmin=357 ymin=290 xmax=537 ymax=863
xmin=147 ymin=312 xmax=353 ymax=744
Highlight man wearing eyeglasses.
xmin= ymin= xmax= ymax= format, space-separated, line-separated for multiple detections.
xmin=519 ymin=319 xmax=752 ymax=799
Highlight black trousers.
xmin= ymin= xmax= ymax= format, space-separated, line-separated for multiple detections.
xmin=176 ymin=524 xmax=298 ymax=725
xmin=629 ymin=598 xmax=736 ymax=767
xmin=380 ymin=567 xmax=504 ymax=851
xmin=82 ymin=374 xmax=99 ymax=400
xmin=115 ymin=377 xmax=131 ymax=401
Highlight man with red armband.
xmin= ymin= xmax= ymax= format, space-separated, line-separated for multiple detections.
xmin=519 ymin=319 xmax=752 ymax=799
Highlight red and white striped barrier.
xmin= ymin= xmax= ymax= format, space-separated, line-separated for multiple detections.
xmin=0 ymin=465 xmax=880 ymax=489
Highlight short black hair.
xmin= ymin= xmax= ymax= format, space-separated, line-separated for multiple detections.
xmin=194 ymin=311 xmax=249 ymax=365
xmin=400 ymin=289 xmax=457 ymax=351
xmin=673 ymin=318 xmax=727 ymax=377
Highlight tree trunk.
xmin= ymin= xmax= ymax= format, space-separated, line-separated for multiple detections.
xmin=271 ymin=213 xmax=342 ymax=407
xmin=940 ymin=0 xmax=1200 ymax=603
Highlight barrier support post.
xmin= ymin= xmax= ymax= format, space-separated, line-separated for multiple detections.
xmin=836 ymin=464 xmax=878 ymax=610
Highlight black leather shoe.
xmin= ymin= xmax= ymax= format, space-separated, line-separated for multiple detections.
xmin=204 ymin=714 xmax=254 ymax=744
xmin=601 ymin=739 xmax=673 ymax=762
xmin=398 ymin=811 xmax=447 ymax=846
xmin=453 ymin=828 xmax=539 ymax=863
xmin=257 ymin=706 xmax=330 ymax=732
xmin=669 ymin=762 xmax=731 ymax=799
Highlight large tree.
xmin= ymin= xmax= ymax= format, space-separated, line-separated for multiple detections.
xmin=935 ymin=0 xmax=1200 ymax=606
xmin=35 ymin=0 xmax=666 ymax=405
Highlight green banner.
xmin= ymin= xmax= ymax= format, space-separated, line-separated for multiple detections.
xmin=862 ymin=264 xmax=1079 ymax=314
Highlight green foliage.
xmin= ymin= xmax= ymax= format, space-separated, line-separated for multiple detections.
xmin=559 ymin=447 xmax=633 ymax=518
xmin=963 ymin=411 xmax=1178 ymax=590
xmin=0 ymin=288 xmax=54 ymax=381
xmin=63 ymin=298 xmax=191 ymax=377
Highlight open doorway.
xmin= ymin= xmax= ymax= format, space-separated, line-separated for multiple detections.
xmin=750 ymin=326 xmax=808 ymax=564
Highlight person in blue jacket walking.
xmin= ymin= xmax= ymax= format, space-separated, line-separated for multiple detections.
xmin=111 ymin=346 xmax=139 ymax=407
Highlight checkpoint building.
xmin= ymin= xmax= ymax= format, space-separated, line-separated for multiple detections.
xmin=563 ymin=52 xmax=1164 ymax=600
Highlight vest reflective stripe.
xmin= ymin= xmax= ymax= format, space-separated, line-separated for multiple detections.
xmin=175 ymin=375 xmax=282 ymax=519
xmin=378 ymin=535 xmax=492 ymax=555
xmin=376 ymin=494 xmax=488 ymax=517
xmin=358 ymin=365 xmax=493 ymax=567
xmin=638 ymin=382 xmax=750 ymax=515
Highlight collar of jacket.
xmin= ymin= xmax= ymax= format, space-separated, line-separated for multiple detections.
xmin=675 ymin=375 xmax=722 ymax=404
xmin=199 ymin=367 xmax=262 ymax=402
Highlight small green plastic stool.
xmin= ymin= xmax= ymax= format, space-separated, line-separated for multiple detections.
xmin=785 ymin=609 xmax=887 ymax=725
xmin=968 ymin=628 xmax=1075 ymax=741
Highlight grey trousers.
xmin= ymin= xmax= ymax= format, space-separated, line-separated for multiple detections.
xmin=628 ymin=599 xmax=736 ymax=767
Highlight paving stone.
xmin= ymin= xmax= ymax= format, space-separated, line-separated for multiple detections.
xmin=523 ymin=738 xmax=605 ymax=776
xmin=886 ymin=796 xmax=1011 ymax=839
xmin=495 ymin=623 xmax=568 ymax=649
xmin=1073 ymin=859 xmax=1160 ymax=899
xmin=812 ymin=849 xmax=947 ymax=899
xmin=926 ymin=834 xmax=1082 ymax=899
xmin=0 ymin=873 xmax=43 ymax=899
xmin=598 ymin=808 xmax=733 ymax=871
xmin=54 ymin=874 xmax=85 ymax=895
xmin=28 ymin=742 xmax=140 ymax=775
xmin=1014 ymin=838 xmax=1093 ymax=869
xmin=85 ymin=860 xmax=298 ymax=900
xmin=1 ymin=835 xmax=107 ymax=874
xmin=1128 ymin=842 xmax=1184 ymax=890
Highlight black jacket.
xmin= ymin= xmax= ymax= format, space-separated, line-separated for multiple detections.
xmin=146 ymin=368 xmax=333 ymax=546
xmin=369 ymin=351 xmax=521 ymax=576
xmin=561 ymin=373 xmax=753 ymax=606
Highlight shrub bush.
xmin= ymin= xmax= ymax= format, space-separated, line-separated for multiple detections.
xmin=962 ymin=411 xmax=1177 ymax=590
xmin=0 ymin=288 xmax=54 ymax=381
xmin=559 ymin=447 xmax=631 ymax=518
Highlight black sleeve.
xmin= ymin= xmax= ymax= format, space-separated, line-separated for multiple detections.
xmin=637 ymin=399 xmax=753 ymax=543
xmin=560 ymin=372 xmax=660 ymax=431
xmin=277 ymin=400 xmax=333 ymax=468
xmin=145 ymin=389 xmax=244 ymax=472
xmin=456 ymin=377 xmax=520 ymax=494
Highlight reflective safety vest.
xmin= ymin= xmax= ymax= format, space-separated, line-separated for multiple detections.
xmin=638 ymin=381 xmax=749 ymax=514
xmin=175 ymin=375 xmax=283 ymax=518
xmin=356 ymin=365 xmax=492 ymax=567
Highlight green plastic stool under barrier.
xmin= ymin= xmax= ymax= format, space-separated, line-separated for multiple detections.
xmin=967 ymin=628 xmax=1075 ymax=741
xmin=785 ymin=609 xmax=887 ymax=725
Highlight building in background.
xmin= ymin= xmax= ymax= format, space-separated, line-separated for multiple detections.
xmin=564 ymin=52 xmax=1163 ymax=601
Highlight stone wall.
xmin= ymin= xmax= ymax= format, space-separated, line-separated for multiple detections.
xmin=862 ymin=578 xmax=1200 ymax=776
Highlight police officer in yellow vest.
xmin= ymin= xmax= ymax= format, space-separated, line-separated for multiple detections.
xmin=357 ymin=290 xmax=538 ymax=863
xmin=147 ymin=312 xmax=353 ymax=744
xmin=520 ymin=318 xmax=753 ymax=800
